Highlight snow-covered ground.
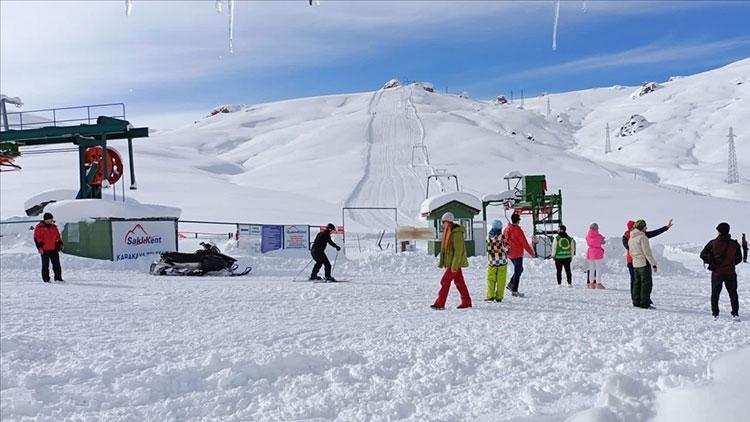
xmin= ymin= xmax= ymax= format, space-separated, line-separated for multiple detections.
xmin=1 ymin=235 xmax=749 ymax=421
xmin=2 ymin=59 xmax=749 ymax=420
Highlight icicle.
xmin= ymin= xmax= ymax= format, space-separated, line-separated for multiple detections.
xmin=552 ymin=0 xmax=560 ymax=51
xmin=228 ymin=0 xmax=234 ymax=54
xmin=215 ymin=0 xmax=223 ymax=13
xmin=125 ymin=0 xmax=133 ymax=17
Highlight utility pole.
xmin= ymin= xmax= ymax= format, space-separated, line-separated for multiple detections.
xmin=605 ymin=122 xmax=612 ymax=154
xmin=727 ymin=127 xmax=739 ymax=184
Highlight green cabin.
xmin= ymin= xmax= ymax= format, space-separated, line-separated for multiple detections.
xmin=420 ymin=192 xmax=482 ymax=257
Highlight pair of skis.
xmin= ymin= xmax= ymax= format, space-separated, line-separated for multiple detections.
xmin=291 ymin=250 xmax=348 ymax=282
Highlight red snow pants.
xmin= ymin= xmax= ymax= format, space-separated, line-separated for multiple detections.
xmin=433 ymin=268 xmax=472 ymax=308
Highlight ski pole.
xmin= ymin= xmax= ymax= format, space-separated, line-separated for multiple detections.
xmin=332 ymin=249 xmax=339 ymax=274
xmin=292 ymin=258 xmax=314 ymax=282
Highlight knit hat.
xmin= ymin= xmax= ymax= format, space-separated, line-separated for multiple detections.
xmin=590 ymin=222 xmax=599 ymax=230
xmin=441 ymin=212 xmax=455 ymax=223
xmin=559 ymin=224 xmax=567 ymax=232
xmin=717 ymin=222 xmax=730 ymax=235
xmin=43 ymin=212 xmax=53 ymax=221
xmin=626 ymin=220 xmax=635 ymax=230
xmin=511 ymin=213 xmax=520 ymax=223
xmin=490 ymin=219 xmax=503 ymax=231
xmin=634 ymin=219 xmax=647 ymax=230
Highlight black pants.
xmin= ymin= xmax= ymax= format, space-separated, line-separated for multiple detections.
xmin=711 ymin=273 xmax=739 ymax=317
xmin=743 ymin=247 xmax=748 ymax=262
xmin=554 ymin=258 xmax=572 ymax=284
xmin=41 ymin=250 xmax=62 ymax=282
xmin=311 ymin=250 xmax=331 ymax=278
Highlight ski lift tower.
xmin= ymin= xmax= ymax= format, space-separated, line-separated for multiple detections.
xmin=425 ymin=169 xmax=460 ymax=198
xmin=481 ymin=171 xmax=563 ymax=258
xmin=0 ymin=103 xmax=148 ymax=204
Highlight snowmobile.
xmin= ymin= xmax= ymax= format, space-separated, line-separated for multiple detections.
xmin=149 ymin=241 xmax=251 ymax=277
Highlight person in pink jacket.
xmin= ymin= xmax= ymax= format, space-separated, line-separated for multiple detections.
xmin=585 ymin=223 xmax=606 ymax=289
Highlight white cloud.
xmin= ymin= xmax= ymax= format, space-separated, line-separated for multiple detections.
xmin=500 ymin=38 xmax=750 ymax=81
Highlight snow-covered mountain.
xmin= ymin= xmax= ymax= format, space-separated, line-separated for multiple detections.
xmin=2 ymin=60 xmax=748 ymax=243
xmin=2 ymin=60 xmax=749 ymax=422
xmin=525 ymin=58 xmax=750 ymax=201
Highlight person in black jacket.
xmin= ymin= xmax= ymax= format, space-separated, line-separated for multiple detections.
xmin=700 ymin=222 xmax=742 ymax=321
xmin=622 ymin=219 xmax=672 ymax=305
xmin=309 ymin=223 xmax=341 ymax=281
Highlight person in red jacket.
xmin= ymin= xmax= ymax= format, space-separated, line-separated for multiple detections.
xmin=502 ymin=213 xmax=536 ymax=297
xmin=33 ymin=212 xmax=64 ymax=283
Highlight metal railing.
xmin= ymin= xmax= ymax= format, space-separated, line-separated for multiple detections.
xmin=1 ymin=103 xmax=126 ymax=131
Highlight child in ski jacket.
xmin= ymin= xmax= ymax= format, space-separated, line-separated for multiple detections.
xmin=585 ymin=223 xmax=605 ymax=288
xmin=486 ymin=219 xmax=510 ymax=301
xmin=551 ymin=225 xmax=576 ymax=286
xmin=629 ymin=220 xmax=658 ymax=308
xmin=432 ymin=212 xmax=472 ymax=310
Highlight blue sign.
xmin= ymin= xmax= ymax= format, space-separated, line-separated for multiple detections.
xmin=261 ymin=225 xmax=283 ymax=253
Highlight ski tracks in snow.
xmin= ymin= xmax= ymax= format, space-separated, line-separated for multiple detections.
xmin=345 ymin=86 xmax=429 ymax=227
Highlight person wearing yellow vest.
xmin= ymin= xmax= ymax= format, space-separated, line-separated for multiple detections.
xmin=431 ymin=212 xmax=472 ymax=310
xmin=551 ymin=225 xmax=576 ymax=286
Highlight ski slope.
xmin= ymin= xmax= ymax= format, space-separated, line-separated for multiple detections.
xmin=2 ymin=61 xmax=749 ymax=242
xmin=345 ymin=87 xmax=428 ymax=225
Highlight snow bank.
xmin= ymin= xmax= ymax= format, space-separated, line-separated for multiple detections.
xmin=45 ymin=198 xmax=181 ymax=225
xmin=23 ymin=189 xmax=78 ymax=215
xmin=652 ymin=346 xmax=750 ymax=422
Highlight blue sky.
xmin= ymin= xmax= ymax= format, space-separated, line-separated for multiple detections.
xmin=2 ymin=1 xmax=749 ymax=128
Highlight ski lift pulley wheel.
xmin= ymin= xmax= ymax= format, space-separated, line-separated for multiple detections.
xmin=84 ymin=146 xmax=124 ymax=185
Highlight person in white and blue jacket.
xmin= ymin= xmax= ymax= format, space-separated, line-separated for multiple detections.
xmin=486 ymin=219 xmax=510 ymax=302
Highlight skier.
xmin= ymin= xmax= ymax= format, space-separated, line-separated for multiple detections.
xmin=309 ymin=223 xmax=341 ymax=281
xmin=551 ymin=225 xmax=575 ymax=287
xmin=622 ymin=219 xmax=672 ymax=303
xmin=585 ymin=223 xmax=606 ymax=289
xmin=485 ymin=219 xmax=510 ymax=302
xmin=742 ymin=233 xmax=748 ymax=263
xmin=700 ymin=223 xmax=742 ymax=321
xmin=503 ymin=213 xmax=536 ymax=297
xmin=33 ymin=212 xmax=64 ymax=283
xmin=431 ymin=212 xmax=472 ymax=310
xmin=628 ymin=220 xmax=658 ymax=309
